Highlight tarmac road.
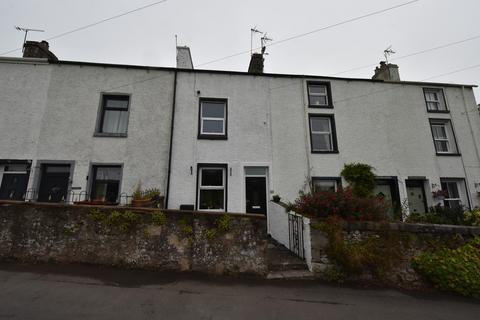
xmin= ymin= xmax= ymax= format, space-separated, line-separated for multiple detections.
xmin=0 ymin=262 xmax=479 ymax=320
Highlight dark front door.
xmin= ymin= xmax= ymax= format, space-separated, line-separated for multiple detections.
xmin=37 ymin=165 xmax=70 ymax=203
xmin=245 ymin=177 xmax=267 ymax=214
xmin=0 ymin=173 xmax=29 ymax=200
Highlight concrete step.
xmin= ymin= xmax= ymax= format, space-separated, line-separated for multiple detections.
xmin=267 ymin=238 xmax=309 ymax=273
xmin=267 ymin=270 xmax=314 ymax=280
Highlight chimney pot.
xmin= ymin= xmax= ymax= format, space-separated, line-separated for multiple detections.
xmin=23 ymin=40 xmax=58 ymax=62
xmin=176 ymin=46 xmax=194 ymax=69
xmin=372 ymin=61 xmax=400 ymax=81
xmin=248 ymin=53 xmax=264 ymax=74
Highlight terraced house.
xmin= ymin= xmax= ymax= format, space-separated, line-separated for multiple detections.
xmin=1 ymin=41 xmax=479 ymax=218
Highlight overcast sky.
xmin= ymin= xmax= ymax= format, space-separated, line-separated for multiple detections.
xmin=1 ymin=0 xmax=479 ymax=100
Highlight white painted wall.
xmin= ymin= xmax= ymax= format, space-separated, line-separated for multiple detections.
xmin=168 ymin=72 xmax=273 ymax=212
xmin=0 ymin=59 xmax=175 ymax=199
xmin=267 ymin=201 xmax=290 ymax=248
xmin=1 ymin=57 xmax=479 ymax=211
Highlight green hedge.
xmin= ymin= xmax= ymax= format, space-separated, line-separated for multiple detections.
xmin=413 ymin=237 xmax=480 ymax=298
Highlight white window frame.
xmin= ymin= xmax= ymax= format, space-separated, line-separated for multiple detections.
xmin=310 ymin=116 xmax=334 ymax=152
xmin=200 ymin=100 xmax=226 ymax=136
xmin=430 ymin=120 xmax=457 ymax=154
xmin=198 ymin=167 xmax=226 ymax=211
xmin=308 ymin=83 xmax=329 ymax=107
xmin=312 ymin=178 xmax=340 ymax=193
xmin=440 ymin=179 xmax=467 ymax=209
xmin=424 ymin=88 xmax=447 ymax=112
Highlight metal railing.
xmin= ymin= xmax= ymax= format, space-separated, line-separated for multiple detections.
xmin=19 ymin=189 xmax=160 ymax=207
xmin=288 ymin=212 xmax=305 ymax=259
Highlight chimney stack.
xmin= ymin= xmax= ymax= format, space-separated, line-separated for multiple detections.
xmin=372 ymin=61 xmax=400 ymax=81
xmin=248 ymin=53 xmax=264 ymax=74
xmin=176 ymin=46 xmax=194 ymax=69
xmin=23 ymin=40 xmax=58 ymax=62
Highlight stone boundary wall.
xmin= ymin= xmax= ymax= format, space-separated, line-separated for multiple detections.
xmin=0 ymin=202 xmax=268 ymax=276
xmin=309 ymin=218 xmax=480 ymax=289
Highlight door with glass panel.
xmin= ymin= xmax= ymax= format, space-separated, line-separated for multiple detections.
xmin=245 ymin=167 xmax=267 ymax=215
xmin=37 ymin=164 xmax=71 ymax=203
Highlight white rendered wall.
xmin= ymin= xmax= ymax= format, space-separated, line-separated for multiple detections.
xmin=168 ymin=72 xmax=273 ymax=212
xmin=267 ymin=201 xmax=290 ymax=248
xmin=0 ymin=60 xmax=175 ymax=199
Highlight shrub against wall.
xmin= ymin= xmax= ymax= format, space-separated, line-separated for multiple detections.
xmin=340 ymin=163 xmax=376 ymax=197
xmin=293 ymin=187 xmax=389 ymax=221
xmin=413 ymin=237 xmax=480 ymax=298
xmin=407 ymin=206 xmax=480 ymax=226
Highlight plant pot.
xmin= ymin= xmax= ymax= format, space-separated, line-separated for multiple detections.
xmin=131 ymin=199 xmax=153 ymax=207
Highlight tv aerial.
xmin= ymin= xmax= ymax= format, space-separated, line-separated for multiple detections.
xmin=15 ymin=26 xmax=44 ymax=52
xmin=261 ymin=33 xmax=273 ymax=55
xmin=383 ymin=45 xmax=396 ymax=64
xmin=250 ymin=27 xmax=263 ymax=55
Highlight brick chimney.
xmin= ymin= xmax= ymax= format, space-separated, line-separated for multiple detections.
xmin=372 ymin=61 xmax=400 ymax=81
xmin=176 ymin=46 xmax=193 ymax=69
xmin=23 ymin=41 xmax=58 ymax=62
xmin=248 ymin=53 xmax=264 ymax=74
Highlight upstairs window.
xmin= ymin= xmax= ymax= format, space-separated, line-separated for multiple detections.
xmin=97 ymin=95 xmax=130 ymax=136
xmin=309 ymin=115 xmax=338 ymax=153
xmin=430 ymin=119 xmax=458 ymax=155
xmin=197 ymin=166 xmax=226 ymax=210
xmin=198 ymin=99 xmax=227 ymax=139
xmin=307 ymin=82 xmax=332 ymax=108
xmin=423 ymin=88 xmax=448 ymax=112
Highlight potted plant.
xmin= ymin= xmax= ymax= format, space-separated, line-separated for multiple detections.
xmin=131 ymin=183 xmax=164 ymax=208
xmin=272 ymin=194 xmax=281 ymax=203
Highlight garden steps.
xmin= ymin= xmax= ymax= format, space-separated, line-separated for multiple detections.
xmin=267 ymin=238 xmax=312 ymax=279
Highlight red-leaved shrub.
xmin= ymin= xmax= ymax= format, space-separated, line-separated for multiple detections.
xmin=292 ymin=187 xmax=389 ymax=221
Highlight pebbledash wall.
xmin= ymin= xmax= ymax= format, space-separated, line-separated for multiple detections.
xmin=0 ymin=57 xmax=175 ymax=200
xmin=1 ymin=53 xmax=480 ymax=214
xmin=169 ymin=69 xmax=480 ymax=213
xmin=0 ymin=202 xmax=268 ymax=275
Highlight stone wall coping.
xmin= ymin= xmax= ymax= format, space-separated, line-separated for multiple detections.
xmin=310 ymin=218 xmax=480 ymax=236
xmin=0 ymin=201 xmax=266 ymax=220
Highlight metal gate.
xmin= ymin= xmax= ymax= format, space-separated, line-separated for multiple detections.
xmin=288 ymin=213 xmax=305 ymax=259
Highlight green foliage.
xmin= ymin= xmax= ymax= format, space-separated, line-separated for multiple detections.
xmin=413 ymin=237 xmax=480 ymax=298
xmin=215 ymin=214 xmax=232 ymax=233
xmin=318 ymin=217 xmax=404 ymax=278
xmin=204 ymin=214 xmax=232 ymax=240
xmin=151 ymin=211 xmax=167 ymax=226
xmin=320 ymin=265 xmax=347 ymax=283
xmin=464 ymin=208 xmax=480 ymax=226
xmin=340 ymin=163 xmax=376 ymax=197
xmin=179 ymin=217 xmax=193 ymax=235
xmin=205 ymin=228 xmax=217 ymax=240
xmin=104 ymin=210 xmax=142 ymax=232
xmin=88 ymin=209 xmax=142 ymax=232
xmin=88 ymin=208 xmax=105 ymax=221
xmin=132 ymin=181 xmax=143 ymax=200
xmin=407 ymin=206 xmax=480 ymax=226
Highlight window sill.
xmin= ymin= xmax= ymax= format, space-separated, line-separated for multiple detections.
xmin=94 ymin=133 xmax=128 ymax=138
xmin=308 ymin=105 xmax=334 ymax=109
xmin=427 ymin=110 xmax=450 ymax=114
xmin=436 ymin=153 xmax=461 ymax=157
xmin=311 ymin=150 xmax=339 ymax=154
xmin=198 ymin=134 xmax=228 ymax=140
